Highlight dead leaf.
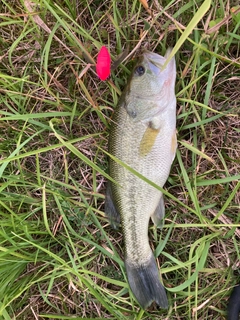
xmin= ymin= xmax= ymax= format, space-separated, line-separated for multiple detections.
xmin=139 ymin=0 xmax=149 ymax=10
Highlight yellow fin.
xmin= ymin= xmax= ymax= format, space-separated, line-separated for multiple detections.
xmin=139 ymin=126 xmax=160 ymax=156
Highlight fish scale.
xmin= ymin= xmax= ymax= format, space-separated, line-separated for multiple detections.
xmin=110 ymin=106 xmax=171 ymax=261
xmin=105 ymin=49 xmax=177 ymax=309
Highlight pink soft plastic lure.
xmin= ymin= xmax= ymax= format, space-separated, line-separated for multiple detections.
xmin=96 ymin=46 xmax=111 ymax=80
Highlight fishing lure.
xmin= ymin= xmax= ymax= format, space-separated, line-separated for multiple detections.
xmin=96 ymin=46 xmax=111 ymax=81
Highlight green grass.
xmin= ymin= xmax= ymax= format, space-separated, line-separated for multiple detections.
xmin=0 ymin=0 xmax=240 ymax=319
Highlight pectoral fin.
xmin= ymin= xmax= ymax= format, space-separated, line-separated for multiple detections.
xmin=139 ymin=126 xmax=160 ymax=157
xmin=151 ymin=196 xmax=165 ymax=228
xmin=105 ymin=182 xmax=120 ymax=229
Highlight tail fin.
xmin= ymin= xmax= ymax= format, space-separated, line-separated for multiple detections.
xmin=125 ymin=253 xmax=168 ymax=309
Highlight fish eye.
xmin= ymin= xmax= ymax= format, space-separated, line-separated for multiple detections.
xmin=134 ymin=65 xmax=145 ymax=76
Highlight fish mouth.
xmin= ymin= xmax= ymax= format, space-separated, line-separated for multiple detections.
xmin=143 ymin=51 xmax=165 ymax=69
xmin=142 ymin=52 xmax=165 ymax=74
xmin=143 ymin=49 xmax=172 ymax=70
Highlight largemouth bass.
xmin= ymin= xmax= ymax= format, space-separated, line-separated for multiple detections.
xmin=105 ymin=49 xmax=177 ymax=309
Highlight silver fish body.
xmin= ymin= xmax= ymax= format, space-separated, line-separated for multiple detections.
xmin=105 ymin=49 xmax=177 ymax=309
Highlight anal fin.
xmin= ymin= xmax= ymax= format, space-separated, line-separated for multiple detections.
xmin=151 ymin=196 xmax=165 ymax=228
xmin=104 ymin=182 xmax=120 ymax=229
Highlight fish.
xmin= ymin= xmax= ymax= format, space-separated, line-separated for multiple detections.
xmin=105 ymin=49 xmax=177 ymax=309
xmin=96 ymin=46 xmax=111 ymax=80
